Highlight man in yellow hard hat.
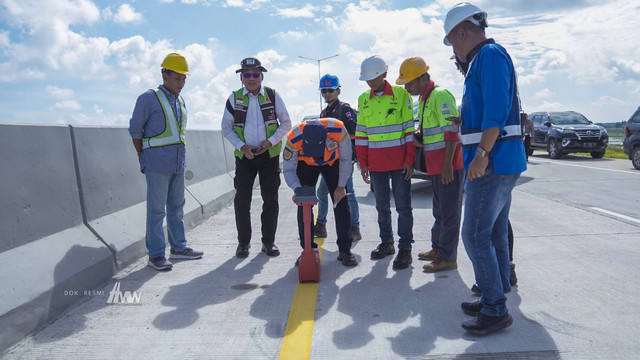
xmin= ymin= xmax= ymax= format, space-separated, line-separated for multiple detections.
xmin=221 ymin=57 xmax=292 ymax=258
xmin=128 ymin=52 xmax=203 ymax=271
xmin=396 ymin=57 xmax=464 ymax=273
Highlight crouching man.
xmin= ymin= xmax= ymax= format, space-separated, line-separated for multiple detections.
xmin=283 ymin=119 xmax=359 ymax=267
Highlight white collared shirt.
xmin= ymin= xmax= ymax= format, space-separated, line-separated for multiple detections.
xmin=221 ymin=86 xmax=292 ymax=150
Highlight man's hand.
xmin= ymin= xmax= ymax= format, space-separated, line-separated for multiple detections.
xmin=360 ymin=167 xmax=370 ymax=184
xmin=255 ymin=140 xmax=272 ymax=155
xmin=403 ymin=163 xmax=414 ymax=180
xmin=467 ymin=156 xmax=489 ymax=180
xmin=441 ymin=162 xmax=454 ymax=185
xmin=446 ymin=116 xmax=461 ymax=127
xmin=333 ymin=186 xmax=347 ymax=205
xmin=241 ymin=145 xmax=260 ymax=159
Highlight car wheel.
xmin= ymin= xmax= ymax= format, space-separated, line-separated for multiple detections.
xmin=590 ymin=149 xmax=606 ymax=159
xmin=632 ymin=147 xmax=640 ymax=170
xmin=548 ymin=138 xmax=562 ymax=159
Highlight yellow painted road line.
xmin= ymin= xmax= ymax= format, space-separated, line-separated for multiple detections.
xmin=278 ymin=237 xmax=324 ymax=360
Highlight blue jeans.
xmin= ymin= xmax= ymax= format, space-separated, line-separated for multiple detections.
xmin=462 ymin=164 xmax=520 ymax=317
xmin=145 ymin=170 xmax=188 ymax=258
xmin=369 ymin=170 xmax=413 ymax=249
xmin=316 ymin=175 xmax=359 ymax=227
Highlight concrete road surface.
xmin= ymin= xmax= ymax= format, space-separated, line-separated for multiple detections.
xmin=4 ymin=155 xmax=640 ymax=359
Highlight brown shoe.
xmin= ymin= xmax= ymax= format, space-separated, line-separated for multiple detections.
xmin=423 ymin=258 xmax=457 ymax=272
xmin=417 ymin=249 xmax=439 ymax=260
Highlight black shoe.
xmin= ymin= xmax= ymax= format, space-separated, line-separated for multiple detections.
xmin=471 ymin=284 xmax=482 ymax=296
xmin=462 ymin=312 xmax=513 ymax=335
xmin=337 ymin=251 xmax=359 ymax=267
xmin=461 ymin=301 xmax=483 ymax=316
xmin=510 ymin=263 xmax=518 ymax=286
xmin=371 ymin=242 xmax=395 ymax=259
xmin=295 ymin=256 xmax=300 ymax=267
xmin=392 ymin=249 xmax=412 ymax=269
xmin=314 ymin=223 xmax=327 ymax=238
xmin=236 ymin=244 xmax=250 ymax=258
xmin=261 ymin=243 xmax=280 ymax=257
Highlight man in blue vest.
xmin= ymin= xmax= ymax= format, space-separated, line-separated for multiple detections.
xmin=313 ymin=74 xmax=361 ymax=242
xmin=129 ymin=52 xmax=204 ymax=271
xmin=444 ymin=2 xmax=526 ymax=335
xmin=221 ymin=57 xmax=292 ymax=258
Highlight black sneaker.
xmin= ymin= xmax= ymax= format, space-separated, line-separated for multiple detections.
xmin=510 ymin=263 xmax=518 ymax=286
xmin=337 ymin=251 xmax=359 ymax=267
xmin=371 ymin=242 xmax=395 ymax=259
xmin=471 ymin=284 xmax=482 ymax=296
xmin=148 ymin=256 xmax=173 ymax=271
xmin=392 ymin=249 xmax=412 ymax=269
xmin=169 ymin=247 xmax=203 ymax=260
xmin=461 ymin=301 xmax=483 ymax=316
xmin=462 ymin=312 xmax=513 ymax=335
xmin=314 ymin=223 xmax=327 ymax=238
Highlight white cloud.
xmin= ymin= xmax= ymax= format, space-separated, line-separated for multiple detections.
xmin=533 ymin=89 xmax=553 ymax=100
xmin=276 ymin=4 xmax=317 ymax=18
xmin=0 ymin=31 xmax=9 ymax=47
xmin=272 ymin=31 xmax=311 ymax=41
xmin=46 ymin=85 xmax=81 ymax=111
xmin=113 ymin=4 xmax=143 ymax=24
xmin=46 ymin=86 xmax=75 ymax=99
xmin=53 ymin=100 xmax=81 ymax=111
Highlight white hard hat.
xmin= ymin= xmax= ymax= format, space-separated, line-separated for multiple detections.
xmin=443 ymin=2 xmax=488 ymax=46
xmin=359 ymin=55 xmax=388 ymax=81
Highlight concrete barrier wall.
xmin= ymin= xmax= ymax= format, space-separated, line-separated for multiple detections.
xmin=0 ymin=123 xmax=236 ymax=353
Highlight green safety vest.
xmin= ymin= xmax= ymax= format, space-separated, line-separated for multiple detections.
xmin=142 ymin=88 xmax=186 ymax=149
xmin=418 ymin=87 xmax=459 ymax=152
xmin=231 ymin=87 xmax=282 ymax=159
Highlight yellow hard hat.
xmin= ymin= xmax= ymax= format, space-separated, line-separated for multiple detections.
xmin=395 ymin=57 xmax=429 ymax=85
xmin=161 ymin=53 xmax=190 ymax=75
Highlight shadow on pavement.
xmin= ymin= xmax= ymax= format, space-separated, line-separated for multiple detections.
xmin=153 ymin=255 xmax=269 ymax=330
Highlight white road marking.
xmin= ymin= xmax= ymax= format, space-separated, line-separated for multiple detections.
xmin=589 ymin=207 xmax=640 ymax=225
xmin=532 ymin=158 xmax=639 ymax=175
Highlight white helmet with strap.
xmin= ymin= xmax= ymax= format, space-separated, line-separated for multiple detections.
xmin=443 ymin=2 xmax=488 ymax=46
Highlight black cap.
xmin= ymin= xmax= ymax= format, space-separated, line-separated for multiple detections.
xmin=235 ymin=57 xmax=268 ymax=73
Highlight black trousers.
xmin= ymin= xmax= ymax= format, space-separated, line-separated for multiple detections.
xmin=234 ymin=153 xmax=280 ymax=244
xmin=296 ymin=161 xmax=352 ymax=253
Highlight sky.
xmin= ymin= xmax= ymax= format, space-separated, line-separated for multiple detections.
xmin=1 ymin=0 xmax=639 ymax=129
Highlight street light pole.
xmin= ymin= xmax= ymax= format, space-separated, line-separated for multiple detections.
xmin=298 ymin=54 xmax=340 ymax=114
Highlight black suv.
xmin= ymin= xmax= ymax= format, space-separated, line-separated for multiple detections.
xmin=529 ymin=111 xmax=608 ymax=159
xmin=623 ymin=107 xmax=640 ymax=170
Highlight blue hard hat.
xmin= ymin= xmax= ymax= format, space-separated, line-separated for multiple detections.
xmin=319 ymin=74 xmax=340 ymax=89
xmin=302 ymin=120 xmax=327 ymax=157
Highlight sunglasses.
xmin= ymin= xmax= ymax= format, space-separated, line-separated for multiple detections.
xmin=321 ymin=89 xmax=335 ymax=94
xmin=242 ymin=73 xmax=261 ymax=78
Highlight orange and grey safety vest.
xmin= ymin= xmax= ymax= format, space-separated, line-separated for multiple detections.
xmin=229 ymin=87 xmax=282 ymax=159
xmin=142 ymin=88 xmax=186 ymax=149
xmin=284 ymin=118 xmax=347 ymax=166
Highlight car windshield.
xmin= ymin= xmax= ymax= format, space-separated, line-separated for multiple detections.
xmin=549 ymin=113 xmax=590 ymax=125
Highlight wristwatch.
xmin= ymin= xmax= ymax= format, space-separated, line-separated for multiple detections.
xmin=475 ymin=146 xmax=491 ymax=158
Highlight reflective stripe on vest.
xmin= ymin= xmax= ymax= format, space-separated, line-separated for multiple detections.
xmin=460 ymin=124 xmax=522 ymax=146
xmin=142 ymin=88 xmax=186 ymax=149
